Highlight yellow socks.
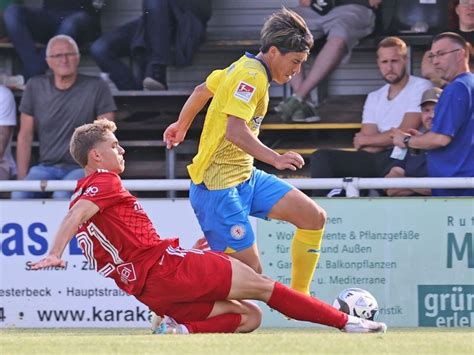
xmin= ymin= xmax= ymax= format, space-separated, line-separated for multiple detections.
xmin=290 ymin=227 xmax=324 ymax=294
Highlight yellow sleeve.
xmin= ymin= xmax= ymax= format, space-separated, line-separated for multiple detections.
xmin=222 ymin=70 xmax=266 ymax=122
xmin=205 ymin=69 xmax=225 ymax=94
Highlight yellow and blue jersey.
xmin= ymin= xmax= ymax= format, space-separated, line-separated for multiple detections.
xmin=187 ymin=52 xmax=272 ymax=190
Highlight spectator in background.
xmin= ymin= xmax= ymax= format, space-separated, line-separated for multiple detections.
xmin=12 ymin=35 xmax=116 ymax=200
xmin=392 ymin=32 xmax=473 ymax=197
xmin=275 ymin=0 xmax=382 ymax=122
xmin=446 ymin=0 xmax=473 ymax=45
xmin=0 ymin=85 xmax=16 ymax=180
xmin=0 ymin=0 xmax=19 ymax=42
xmin=422 ymin=0 xmax=473 ymax=87
xmin=385 ymin=87 xmax=443 ymax=197
xmin=310 ymin=37 xmax=432 ymax=197
xmin=90 ymin=0 xmax=213 ymax=91
xmin=4 ymin=0 xmax=102 ymax=80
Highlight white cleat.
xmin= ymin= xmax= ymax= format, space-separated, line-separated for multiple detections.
xmin=342 ymin=315 xmax=387 ymax=333
xmin=151 ymin=313 xmax=186 ymax=335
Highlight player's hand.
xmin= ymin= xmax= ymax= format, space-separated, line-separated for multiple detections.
xmin=30 ymin=255 xmax=66 ymax=270
xmin=163 ymin=122 xmax=187 ymax=149
xmin=274 ymin=151 xmax=305 ymax=171
xmin=192 ymin=236 xmax=209 ymax=250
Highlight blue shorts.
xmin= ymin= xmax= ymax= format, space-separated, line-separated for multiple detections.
xmin=189 ymin=168 xmax=293 ymax=253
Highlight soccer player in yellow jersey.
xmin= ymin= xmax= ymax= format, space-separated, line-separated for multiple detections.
xmin=164 ymin=8 xmax=325 ymax=295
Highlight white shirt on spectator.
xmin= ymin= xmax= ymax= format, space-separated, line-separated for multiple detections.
xmin=362 ymin=75 xmax=433 ymax=133
xmin=0 ymin=85 xmax=17 ymax=176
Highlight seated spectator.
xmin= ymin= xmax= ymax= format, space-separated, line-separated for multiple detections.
xmin=4 ymin=0 xmax=102 ymax=80
xmin=275 ymin=0 xmax=381 ymax=122
xmin=385 ymin=87 xmax=443 ymax=197
xmin=392 ymin=32 xmax=473 ymax=197
xmin=310 ymin=36 xmax=433 ymax=197
xmin=12 ymin=35 xmax=116 ymax=200
xmin=0 ymin=84 xmax=16 ymax=180
xmin=90 ymin=0 xmax=212 ymax=91
xmin=421 ymin=0 xmax=473 ymax=87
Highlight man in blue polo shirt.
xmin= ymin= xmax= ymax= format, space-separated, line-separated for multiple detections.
xmin=392 ymin=32 xmax=473 ymax=196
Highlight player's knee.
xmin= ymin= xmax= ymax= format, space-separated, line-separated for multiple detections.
xmin=315 ymin=204 xmax=327 ymax=227
xmin=237 ymin=302 xmax=262 ymax=333
xmin=302 ymin=201 xmax=326 ymax=230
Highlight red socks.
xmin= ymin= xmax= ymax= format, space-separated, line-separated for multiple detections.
xmin=268 ymin=282 xmax=347 ymax=329
xmin=177 ymin=282 xmax=348 ymax=333
xmin=183 ymin=313 xmax=242 ymax=333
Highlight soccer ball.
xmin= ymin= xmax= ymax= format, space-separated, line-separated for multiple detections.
xmin=332 ymin=288 xmax=379 ymax=321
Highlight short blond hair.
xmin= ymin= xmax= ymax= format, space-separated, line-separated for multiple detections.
xmin=70 ymin=119 xmax=117 ymax=167
xmin=260 ymin=7 xmax=313 ymax=54
xmin=377 ymin=36 xmax=408 ymax=57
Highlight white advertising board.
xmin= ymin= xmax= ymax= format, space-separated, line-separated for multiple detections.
xmin=257 ymin=198 xmax=474 ymax=328
xmin=1 ymin=198 xmax=472 ymax=328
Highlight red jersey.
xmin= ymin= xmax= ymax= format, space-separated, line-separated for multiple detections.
xmin=70 ymin=170 xmax=177 ymax=295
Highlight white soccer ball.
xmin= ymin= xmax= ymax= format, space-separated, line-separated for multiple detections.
xmin=332 ymin=288 xmax=379 ymax=321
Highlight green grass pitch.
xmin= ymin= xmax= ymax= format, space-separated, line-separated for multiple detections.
xmin=1 ymin=328 xmax=473 ymax=354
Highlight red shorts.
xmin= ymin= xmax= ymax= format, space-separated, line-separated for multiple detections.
xmin=136 ymin=246 xmax=232 ymax=323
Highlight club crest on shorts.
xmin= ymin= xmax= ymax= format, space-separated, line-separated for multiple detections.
xmin=230 ymin=224 xmax=246 ymax=240
xmin=234 ymin=81 xmax=255 ymax=103
xmin=117 ymin=262 xmax=137 ymax=284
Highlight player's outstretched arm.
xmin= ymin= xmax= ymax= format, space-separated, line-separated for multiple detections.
xmin=30 ymin=200 xmax=100 ymax=270
xmin=226 ymin=116 xmax=304 ymax=171
xmin=163 ymin=82 xmax=213 ymax=149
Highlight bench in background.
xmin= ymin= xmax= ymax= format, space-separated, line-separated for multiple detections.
xmin=3 ymin=0 xmax=436 ymax=180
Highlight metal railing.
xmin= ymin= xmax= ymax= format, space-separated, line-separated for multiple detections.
xmin=0 ymin=177 xmax=473 ymax=198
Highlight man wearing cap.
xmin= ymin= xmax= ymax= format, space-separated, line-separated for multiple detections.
xmin=385 ymin=87 xmax=442 ymax=196
xmin=392 ymin=32 xmax=473 ymax=197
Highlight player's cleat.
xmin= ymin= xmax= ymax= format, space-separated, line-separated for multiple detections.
xmin=342 ymin=315 xmax=387 ymax=333
xmin=152 ymin=314 xmax=187 ymax=334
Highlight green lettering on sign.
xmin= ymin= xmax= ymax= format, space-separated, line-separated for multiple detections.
xmin=447 ymin=233 xmax=473 ymax=268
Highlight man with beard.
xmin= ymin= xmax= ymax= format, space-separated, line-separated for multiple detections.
xmin=310 ymin=36 xmax=433 ymax=196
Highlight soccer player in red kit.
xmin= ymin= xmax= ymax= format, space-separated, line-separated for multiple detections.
xmin=31 ymin=119 xmax=387 ymax=334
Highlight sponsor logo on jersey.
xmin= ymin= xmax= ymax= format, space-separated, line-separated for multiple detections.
xmin=133 ymin=201 xmax=145 ymax=213
xmin=84 ymin=186 xmax=99 ymax=197
xmin=251 ymin=116 xmax=264 ymax=130
xmin=234 ymin=81 xmax=255 ymax=103
xmin=230 ymin=224 xmax=246 ymax=240
xmin=247 ymin=71 xmax=258 ymax=79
